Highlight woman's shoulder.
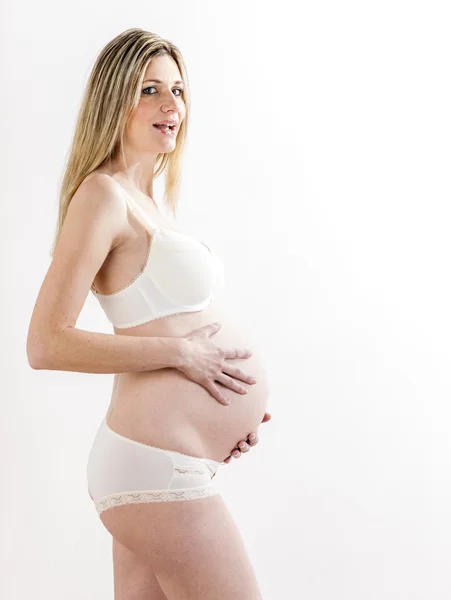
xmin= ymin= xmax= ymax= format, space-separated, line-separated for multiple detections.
xmin=78 ymin=169 xmax=126 ymax=203
xmin=73 ymin=171 xmax=130 ymax=243
xmin=81 ymin=167 xmax=114 ymax=186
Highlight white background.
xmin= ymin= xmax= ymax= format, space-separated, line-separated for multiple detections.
xmin=1 ymin=1 xmax=451 ymax=598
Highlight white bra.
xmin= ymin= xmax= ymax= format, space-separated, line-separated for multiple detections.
xmin=90 ymin=181 xmax=225 ymax=329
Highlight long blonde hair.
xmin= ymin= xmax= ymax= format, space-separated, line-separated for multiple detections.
xmin=50 ymin=27 xmax=190 ymax=257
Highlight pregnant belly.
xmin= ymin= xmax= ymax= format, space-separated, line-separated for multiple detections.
xmin=106 ymin=303 xmax=270 ymax=463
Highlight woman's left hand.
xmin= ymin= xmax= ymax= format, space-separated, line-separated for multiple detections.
xmin=223 ymin=412 xmax=272 ymax=464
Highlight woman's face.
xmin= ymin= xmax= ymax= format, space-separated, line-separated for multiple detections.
xmin=126 ymin=54 xmax=186 ymax=154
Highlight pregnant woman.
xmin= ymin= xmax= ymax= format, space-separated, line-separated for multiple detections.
xmin=27 ymin=28 xmax=271 ymax=599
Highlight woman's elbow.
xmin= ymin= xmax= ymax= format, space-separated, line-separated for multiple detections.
xmin=26 ymin=332 xmax=51 ymax=369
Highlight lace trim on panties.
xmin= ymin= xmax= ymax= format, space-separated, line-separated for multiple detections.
xmin=95 ymin=485 xmax=219 ymax=514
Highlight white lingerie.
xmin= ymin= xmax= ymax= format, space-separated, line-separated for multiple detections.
xmin=87 ymin=418 xmax=224 ymax=515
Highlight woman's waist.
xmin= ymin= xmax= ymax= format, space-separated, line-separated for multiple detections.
xmin=108 ymin=305 xmax=270 ymax=457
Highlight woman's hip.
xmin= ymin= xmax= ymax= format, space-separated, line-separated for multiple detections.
xmin=86 ymin=417 xmax=224 ymax=516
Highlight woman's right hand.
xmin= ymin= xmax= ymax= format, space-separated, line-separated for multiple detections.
xmin=176 ymin=321 xmax=257 ymax=406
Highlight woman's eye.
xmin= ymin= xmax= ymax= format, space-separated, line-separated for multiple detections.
xmin=142 ymin=86 xmax=184 ymax=97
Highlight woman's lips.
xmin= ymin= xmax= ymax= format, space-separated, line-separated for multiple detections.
xmin=153 ymin=124 xmax=176 ymax=137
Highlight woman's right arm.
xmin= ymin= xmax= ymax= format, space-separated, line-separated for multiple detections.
xmin=26 ymin=173 xmax=257 ymax=405
xmin=26 ymin=173 xmax=185 ymax=374
xmin=29 ymin=327 xmax=186 ymax=374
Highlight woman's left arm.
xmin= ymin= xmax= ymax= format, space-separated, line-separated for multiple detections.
xmin=223 ymin=412 xmax=272 ymax=464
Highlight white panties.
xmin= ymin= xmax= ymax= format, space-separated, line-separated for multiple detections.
xmin=87 ymin=417 xmax=224 ymax=515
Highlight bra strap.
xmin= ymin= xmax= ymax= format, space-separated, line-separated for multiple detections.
xmin=110 ymin=177 xmax=160 ymax=234
xmin=127 ymin=198 xmax=160 ymax=234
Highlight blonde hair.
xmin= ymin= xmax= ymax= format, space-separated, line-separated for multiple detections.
xmin=50 ymin=27 xmax=190 ymax=257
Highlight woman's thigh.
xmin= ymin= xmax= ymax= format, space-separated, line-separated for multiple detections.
xmin=112 ymin=536 xmax=168 ymax=600
xmin=101 ymin=494 xmax=263 ymax=600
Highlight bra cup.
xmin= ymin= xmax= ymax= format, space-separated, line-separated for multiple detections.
xmin=91 ymin=178 xmax=226 ymax=327
xmin=147 ymin=232 xmax=217 ymax=306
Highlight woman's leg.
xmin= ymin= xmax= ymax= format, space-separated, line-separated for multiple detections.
xmin=112 ymin=536 xmax=168 ymax=600
xmin=87 ymin=418 xmax=262 ymax=599
xmin=102 ymin=494 xmax=263 ymax=600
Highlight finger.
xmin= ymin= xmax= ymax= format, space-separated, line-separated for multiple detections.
xmin=207 ymin=322 xmax=223 ymax=336
xmin=261 ymin=412 xmax=272 ymax=423
xmin=223 ymin=456 xmax=232 ymax=464
xmin=215 ymin=373 xmax=248 ymax=395
xmin=223 ymin=347 xmax=253 ymax=360
xmin=205 ymin=382 xmax=230 ymax=406
xmin=237 ymin=441 xmax=251 ymax=453
xmin=231 ymin=449 xmax=241 ymax=458
xmin=248 ymin=432 xmax=258 ymax=445
xmin=222 ymin=364 xmax=257 ymax=385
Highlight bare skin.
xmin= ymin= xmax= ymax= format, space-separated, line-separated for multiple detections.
xmin=95 ymin=54 xmax=270 ymax=598
xmin=29 ymin=53 xmax=270 ymax=598
xmin=107 ymin=495 xmax=264 ymax=599
xmin=87 ymin=52 xmax=271 ymax=464
xmin=94 ymin=181 xmax=271 ymax=464
xmin=90 ymin=164 xmax=270 ymax=599
xmin=112 ymin=537 xmax=168 ymax=600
